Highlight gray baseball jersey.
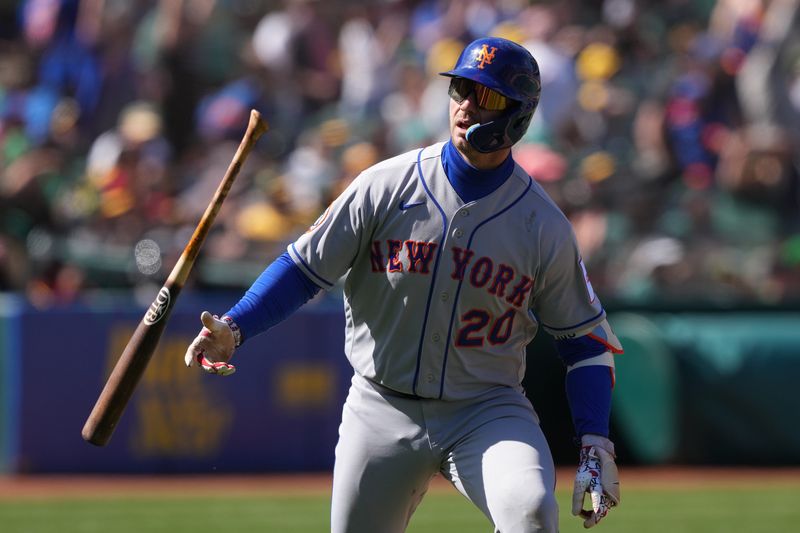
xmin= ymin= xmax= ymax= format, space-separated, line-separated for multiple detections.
xmin=288 ymin=141 xmax=604 ymax=400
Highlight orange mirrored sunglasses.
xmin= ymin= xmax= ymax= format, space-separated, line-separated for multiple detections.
xmin=448 ymin=78 xmax=510 ymax=111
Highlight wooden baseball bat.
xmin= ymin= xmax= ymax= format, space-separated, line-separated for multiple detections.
xmin=81 ymin=109 xmax=268 ymax=446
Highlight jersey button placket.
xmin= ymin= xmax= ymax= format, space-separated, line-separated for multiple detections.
xmin=422 ymin=208 xmax=473 ymax=398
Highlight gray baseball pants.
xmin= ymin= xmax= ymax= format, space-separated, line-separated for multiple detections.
xmin=330 ymin=373 xmax=558 ymax=532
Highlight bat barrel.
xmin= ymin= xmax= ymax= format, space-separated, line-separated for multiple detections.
xmin=82 ymin=383 xmax=135 ymax=446
xmin=82 ymin=305 xmax=172 ymax=445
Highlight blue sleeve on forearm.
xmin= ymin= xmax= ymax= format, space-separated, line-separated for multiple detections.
xmin=565 ymin=365 xmax=613 ymax=437
xmin=554 ymin=335 xmax=608 ymax=366
xmin=225 ymin=252 xmax=321 ymax=344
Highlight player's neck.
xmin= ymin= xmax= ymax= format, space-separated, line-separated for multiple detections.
xmin=454 ymin=143 xmax=511 ymax=170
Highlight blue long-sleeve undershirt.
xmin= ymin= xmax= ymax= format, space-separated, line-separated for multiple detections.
xmin=565 ymin=365 xmax=613 ymax=437
xmin=554 ymin=335 xmax=614 ymax=437
xmin=225 ymin=252 xmax=320 ymax=344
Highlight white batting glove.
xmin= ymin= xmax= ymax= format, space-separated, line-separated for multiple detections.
xmin=184 ymin=311 xmax=239 ymax=376
xmin=572 ymin=434 xmax=620 ymax=528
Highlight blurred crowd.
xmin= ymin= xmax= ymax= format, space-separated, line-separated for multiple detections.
xmin=1 ymin=0 xmax=799 ymax=308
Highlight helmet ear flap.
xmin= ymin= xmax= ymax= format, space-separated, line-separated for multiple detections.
xmin=509 ymin=111 xmax=534 ymax=142
xmin=512 ymin=112 xmax=533 ymax=130
xmin=466 ymin=108 xmax=535 ymax=153
xmin=465 ymin=123 xmax=499 ymax=153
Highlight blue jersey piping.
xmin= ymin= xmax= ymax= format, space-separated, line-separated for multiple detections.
xmin=540 ymin=309 xmax=605 ymax=331
xmin=412 ymin=148 xmax=449 ymax=395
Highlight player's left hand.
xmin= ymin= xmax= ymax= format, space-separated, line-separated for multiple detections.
xmin=184 ymin=311 xmax=237 ymax=376
xmin=572 ymin=434 xmax=620 ymax=528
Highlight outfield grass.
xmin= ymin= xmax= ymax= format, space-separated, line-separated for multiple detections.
xmin=1 ymin=484 xmax=798 ymax=533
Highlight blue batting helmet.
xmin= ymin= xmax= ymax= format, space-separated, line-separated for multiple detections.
xmin=441 ymin=37 xmax=541 ymax=153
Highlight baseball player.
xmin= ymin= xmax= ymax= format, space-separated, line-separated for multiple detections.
xmin=185 ymin=37 xmax=622 ymax=532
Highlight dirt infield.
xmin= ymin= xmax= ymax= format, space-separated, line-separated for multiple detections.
xmin=2 ymin=467 xmax=799 ymax=500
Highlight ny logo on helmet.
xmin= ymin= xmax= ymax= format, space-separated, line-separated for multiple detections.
xmin=474 ymin=44 xmax=497 ymax=69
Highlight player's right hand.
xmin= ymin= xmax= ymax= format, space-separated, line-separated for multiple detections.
xmin=184 ymin=311 xmax=237 ymax=376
